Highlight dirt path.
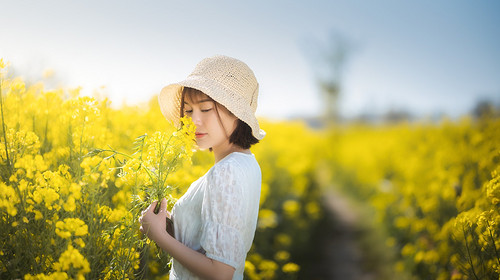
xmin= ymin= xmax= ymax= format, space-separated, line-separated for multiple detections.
xmin=300 ymin=190 xmax=377 ymax=280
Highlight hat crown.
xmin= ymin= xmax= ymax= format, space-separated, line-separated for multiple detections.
xmin=190 ymin=55 xmax=259 ymax=112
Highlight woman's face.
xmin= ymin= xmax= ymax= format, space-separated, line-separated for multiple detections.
xmin=183 ymin=93 xmax=237 ymax=151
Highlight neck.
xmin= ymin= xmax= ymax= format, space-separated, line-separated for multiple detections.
xmin=212 ymin=142 xmax=249 ymax=163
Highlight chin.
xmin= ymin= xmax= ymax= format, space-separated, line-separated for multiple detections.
xmin=196 ymin=144 xmax=210 ymax=151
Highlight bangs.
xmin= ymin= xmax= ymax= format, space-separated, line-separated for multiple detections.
xmin=182 ymin=87 xmax=213 ymax=104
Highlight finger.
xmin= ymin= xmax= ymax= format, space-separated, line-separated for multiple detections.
xmin=160 ymin=198 xmax=168 ymax=212
xmin=148 ymin=201 xmax=159 ymax=213
xmin=142 ymin=204 xmax=151 ymax=215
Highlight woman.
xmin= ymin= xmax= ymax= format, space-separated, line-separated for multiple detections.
xmin=139 ymin=55 xmax=265 ymax=279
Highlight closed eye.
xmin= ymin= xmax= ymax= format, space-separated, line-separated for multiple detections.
xmin=201 ymin=108 xmax=212 ymax=112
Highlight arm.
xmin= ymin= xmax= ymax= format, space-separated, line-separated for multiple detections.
xmin=140 ymin=199 xmax=235 ymax=280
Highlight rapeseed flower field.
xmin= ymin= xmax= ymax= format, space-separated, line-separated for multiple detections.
xmin=1 ymin=59 xmax=498 ymax=279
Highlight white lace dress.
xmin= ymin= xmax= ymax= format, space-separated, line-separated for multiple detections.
xmin=169 ymin=152 xmax=262 ymax=279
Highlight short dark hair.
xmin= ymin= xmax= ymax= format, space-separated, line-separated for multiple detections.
xmin=230 ymin=119 xmax=259 ymax=149
xmin=180 ymin=87 xmax=259 ymax=149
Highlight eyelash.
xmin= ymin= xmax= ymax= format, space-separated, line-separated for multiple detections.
xmin=184 ymin=108 xmax=212 ymax=114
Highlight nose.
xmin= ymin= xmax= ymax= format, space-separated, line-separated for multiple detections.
xmin=191 ymin=111 xmax=202 ymax=126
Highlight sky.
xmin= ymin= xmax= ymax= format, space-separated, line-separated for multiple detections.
xmin=1 ymin=0 xmax=499 ymax=120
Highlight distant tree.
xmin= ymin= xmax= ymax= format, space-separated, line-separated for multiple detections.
xmin=303 ymin=31 xmax=355 ymax=123
xmin=472 ymin=100 xmax=496 ymax=119
xmin=382 ymin=109 xmax=413 ymax=123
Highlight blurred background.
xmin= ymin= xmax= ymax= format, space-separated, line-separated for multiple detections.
xmin=1 ymin=1 xmax=500 ymax=279
xmin=1 ymin=0 xmax=499 ymax=121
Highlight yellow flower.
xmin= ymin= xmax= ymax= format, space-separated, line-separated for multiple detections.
xmin=97 ymin=205 xmax=111 ymax=217
xmin=24 ymin=273 xmax=51 ymax=280
xmin=244 ymin=261 xmax=258 ymax=280
xmin=80 ymin=156 xmax=103 ymax=175
xmin=69 ymin=183 xmax=82 ymax=200
xmin=24 ymin=272 xmax=68 ymax=280
xmin=55 ymin=218 xmax=88 ymax=239
xmin=275 ymin=233 xmax=292 ymax=247
xmin=34 ymin=155 xmax=48 ymax=172
xmin=53 ymin=244 xmax=90 ymax=275
xmin=74 ymin=238 xmax=85 ymax=248
xmin=0 ymin=58 xmax=7 ymax=69
xmin=55 ymin=222 xmax=72 ymax=239
xmin=257 ymin=260 xmax=278 ymax=279
xmin=33 ymin=210 xmax=43 ymax=220
xmin=51 ymin=272 xmax=69 ymax=280
xmin=274 ymin=250 xmax=290 ymax=262
xmin=108 ymin=207 xmax=131 ymax=223
xmin=32 ymin=190 xmax=43 ymax=204
xmin=9 ymin=174 xmax=17 ymax=183
xmin=258 ymin=209 xmax=277 ymax=229
xmin=282 ymin=262 xmax=300 ymax=273
xmin=0 ymin=182 xmax=20 ymax=216
xmin=18 ymin=179 xmax=29 ymax=192
xmin=486 ymin=170 xmax=500 ymax=205
xmin=63 ymin=196 xmax=76 ymax=212
xmin=38 ymin=187 xmax=60 ymax=210
xmin=282 ymin=199 xmax=300 ymax=218
xmin=305 ymin=201 xmax=321 ymax=219
xmin=10 ymin=77 xmax=26 ymax=93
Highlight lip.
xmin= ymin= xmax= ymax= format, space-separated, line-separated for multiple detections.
xmin=195 ymin=133 xmax=207 ymax=139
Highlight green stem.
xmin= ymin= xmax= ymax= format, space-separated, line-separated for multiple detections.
xmin=103 ymin=147 xmax=136 ymax=160
xmin=160 ymin=154 xmax=179 ymax=189
xmin=151 ymin=133 xmax=177 ymax=211
xmin=462 ymin=224 xmax=480 ymax=280
xmin=133 ymin=134 xmax=147 ymax=161
xmin=486 ymin=220 xmax=500 ymax=266
xmin=141 ymin=166 xmax=158 ymax=193
xmin=156 ymin=133 xmax=175 ymax=187
xmin=0 ymin=76 xmax=11 ymax=173
xmin=79 ymin=116 xmax=86 ymax=156
xmin=68 ymin=122 xmax=74 ymax=168
xmin=42 ymin=97 xmax=49 ymax=152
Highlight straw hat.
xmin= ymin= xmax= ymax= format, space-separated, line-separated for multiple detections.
xmin=158 ymin=55 xmax=265 ymax=140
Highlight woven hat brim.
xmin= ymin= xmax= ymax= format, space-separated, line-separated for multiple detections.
xmin=158 ymin=76 xmax=266 ymax=140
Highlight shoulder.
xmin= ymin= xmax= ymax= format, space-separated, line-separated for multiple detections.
xmin=215 ymin=152 xmax=258 ymax=172
xmin=210 ymin=154 xmax=244 ymax=179
xmin=209 ymin=153 xmax=260 ymax=183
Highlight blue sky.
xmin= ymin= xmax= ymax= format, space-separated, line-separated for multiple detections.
xmin=1 ymin=0 xmax=499 ymax=120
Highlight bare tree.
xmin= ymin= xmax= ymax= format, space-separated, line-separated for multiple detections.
xmin=304 ymin=31 xmax=354 ymax=123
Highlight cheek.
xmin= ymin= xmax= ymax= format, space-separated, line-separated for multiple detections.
xmin=224 ymin=117 xmax=238 ymax=135
xmin=206 ymin=112 xmax=221 ymax=128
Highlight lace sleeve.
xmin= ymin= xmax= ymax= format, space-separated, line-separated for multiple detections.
xmin=200 ymin=160 xmax=247 ymax=268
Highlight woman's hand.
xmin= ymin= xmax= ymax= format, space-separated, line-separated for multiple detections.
xmin=140 ymin=198 xmax=235 ymax=279
xmin=139 ymin=198 xmax=171 ymax=242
